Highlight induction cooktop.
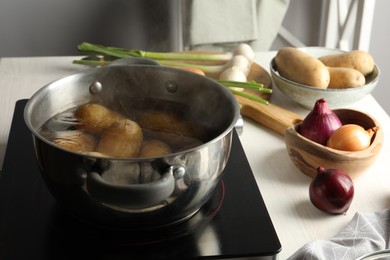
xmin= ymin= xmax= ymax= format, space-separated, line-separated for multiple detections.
xmin=0 ymin=100 xmax=281 ymax=259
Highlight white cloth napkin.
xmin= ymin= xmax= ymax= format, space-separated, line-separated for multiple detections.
xmin=183 ymin=0 xmax=290 ymax=51
xmin=288 ymin=209 xmax=390 ymax=260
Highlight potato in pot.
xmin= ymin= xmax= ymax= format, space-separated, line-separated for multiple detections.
xmin=96 ymin=118 xmax=143 ymax=158
xmin=139 ymin=139 xmax=172 ymax=158
xmin=137 ymin=110 xmax=205 ymax=140
xmin=52 ymin=130 xmax=96 ymax=153
xmin=74 ymin=103 xmax=125 ymax=134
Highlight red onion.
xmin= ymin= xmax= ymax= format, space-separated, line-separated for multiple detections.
xmin=299 ymin=98 xmax=342 ymax=145
xmin=309 ymin=167 xmax=354 ymax=214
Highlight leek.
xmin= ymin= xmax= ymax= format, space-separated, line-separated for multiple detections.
xmin=218 ymin=80 xmax=271 ymax=93
xmin=77 ymin=42 xmax=233 ymax=61
xmin=229 ymin=89 xmax=270 ymax=105
xmin=73 ymin=42 xmax=272 ymax=105
xmin=73 ymin=55 xmax=226 ymax=74
xmin=73 ymin=58 xmax=110 ymax=66
xmin=156 ymin=60 xmax=226 ymax=74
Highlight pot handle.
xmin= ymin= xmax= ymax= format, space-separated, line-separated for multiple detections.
xmin=108 ymin=57 xmax=160 ymax=66
xmin=86 ymin=166 xmax=180 ymax=209
xmin=234 ymin=115 xmax=244 ymax=136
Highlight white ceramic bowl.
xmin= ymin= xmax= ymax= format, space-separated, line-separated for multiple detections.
xmin=270 ymin=47 xmax=380 ymax=109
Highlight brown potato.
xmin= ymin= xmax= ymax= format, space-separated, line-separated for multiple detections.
xmin=137 ymin=110 xmax=204 ymax=139
xmin=319 ymin=50 xmax=375 ymax=76
xmin=327 ymin=67 xmax=366 ymax=88
xmin=142 ymin=128 xmax=204 ymax=151
xmin=74 ymin=103 xmax=124 ymax=134
xmin=275 ymin=47 xmax=330 ymax=88
xmin=52 ymin=131 xmax=96 ymax=153
xmin=96 ymin=119 xmax=143 ymax=158
xmin=139 ymin=139 xmax=172 ymax=158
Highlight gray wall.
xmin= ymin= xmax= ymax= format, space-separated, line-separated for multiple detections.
xmin=1 ymin=0 xmax=388 ymax=114
xmin=0 ymin=0 xmax=182 ymax=56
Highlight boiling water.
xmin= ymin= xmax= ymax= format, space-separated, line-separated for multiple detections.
xmin=38 ymin=102 xmax=206 ymax=158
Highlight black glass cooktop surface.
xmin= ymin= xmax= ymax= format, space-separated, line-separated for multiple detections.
xmin=0 ymin=100 xmax=281 ymax=259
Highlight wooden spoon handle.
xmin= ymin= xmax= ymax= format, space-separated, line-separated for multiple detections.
xmin=235 ymin=95 xmax=304 ymax=136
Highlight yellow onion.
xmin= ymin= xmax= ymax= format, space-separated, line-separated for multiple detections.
xmin=326 ymin=124 xmax=378 ymax=151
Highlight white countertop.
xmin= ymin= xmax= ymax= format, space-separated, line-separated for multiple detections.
xmin=1 ymin=53 xmax=389 ymax=259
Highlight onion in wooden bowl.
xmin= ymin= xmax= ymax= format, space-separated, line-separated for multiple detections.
xmin=285 ymin=109 xmax=384 ymax=179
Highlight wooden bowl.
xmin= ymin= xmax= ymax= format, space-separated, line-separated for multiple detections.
xmin=285 ymin=109 xmax=384 ymax=179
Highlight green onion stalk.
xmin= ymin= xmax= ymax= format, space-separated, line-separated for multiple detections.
xmin=77 ymin=42 xmax=233 ymax=61
xmin=73 ymin=42 xmax=272 ymax=105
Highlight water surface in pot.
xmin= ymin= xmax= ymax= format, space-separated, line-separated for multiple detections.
xmin=38 ymin=99 xmax=209 ymax=159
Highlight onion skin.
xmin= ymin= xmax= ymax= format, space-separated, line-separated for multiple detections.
xmin=299 ymin=98 xmax=342 ymax=145
xmin=309 ymin=167 xmax=354 ymax=214
xmin=327 ymin=124 xmax=378 ymax=151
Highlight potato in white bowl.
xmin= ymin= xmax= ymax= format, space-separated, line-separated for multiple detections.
xmin=270 ymin=47 xmax=379 ymax=109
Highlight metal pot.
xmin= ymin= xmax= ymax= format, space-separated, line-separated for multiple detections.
xmin=24 ymin=58 xmax=240 ymax=230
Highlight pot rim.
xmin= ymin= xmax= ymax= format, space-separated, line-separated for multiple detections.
xmin=24 ymin=64 xmax=241 ymax=161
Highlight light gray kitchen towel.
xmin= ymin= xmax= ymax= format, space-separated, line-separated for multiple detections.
xmin=183 ymin=0 xmax=290 ymax=52
xmin=288 ymin=208 xmax=390 ymax=260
